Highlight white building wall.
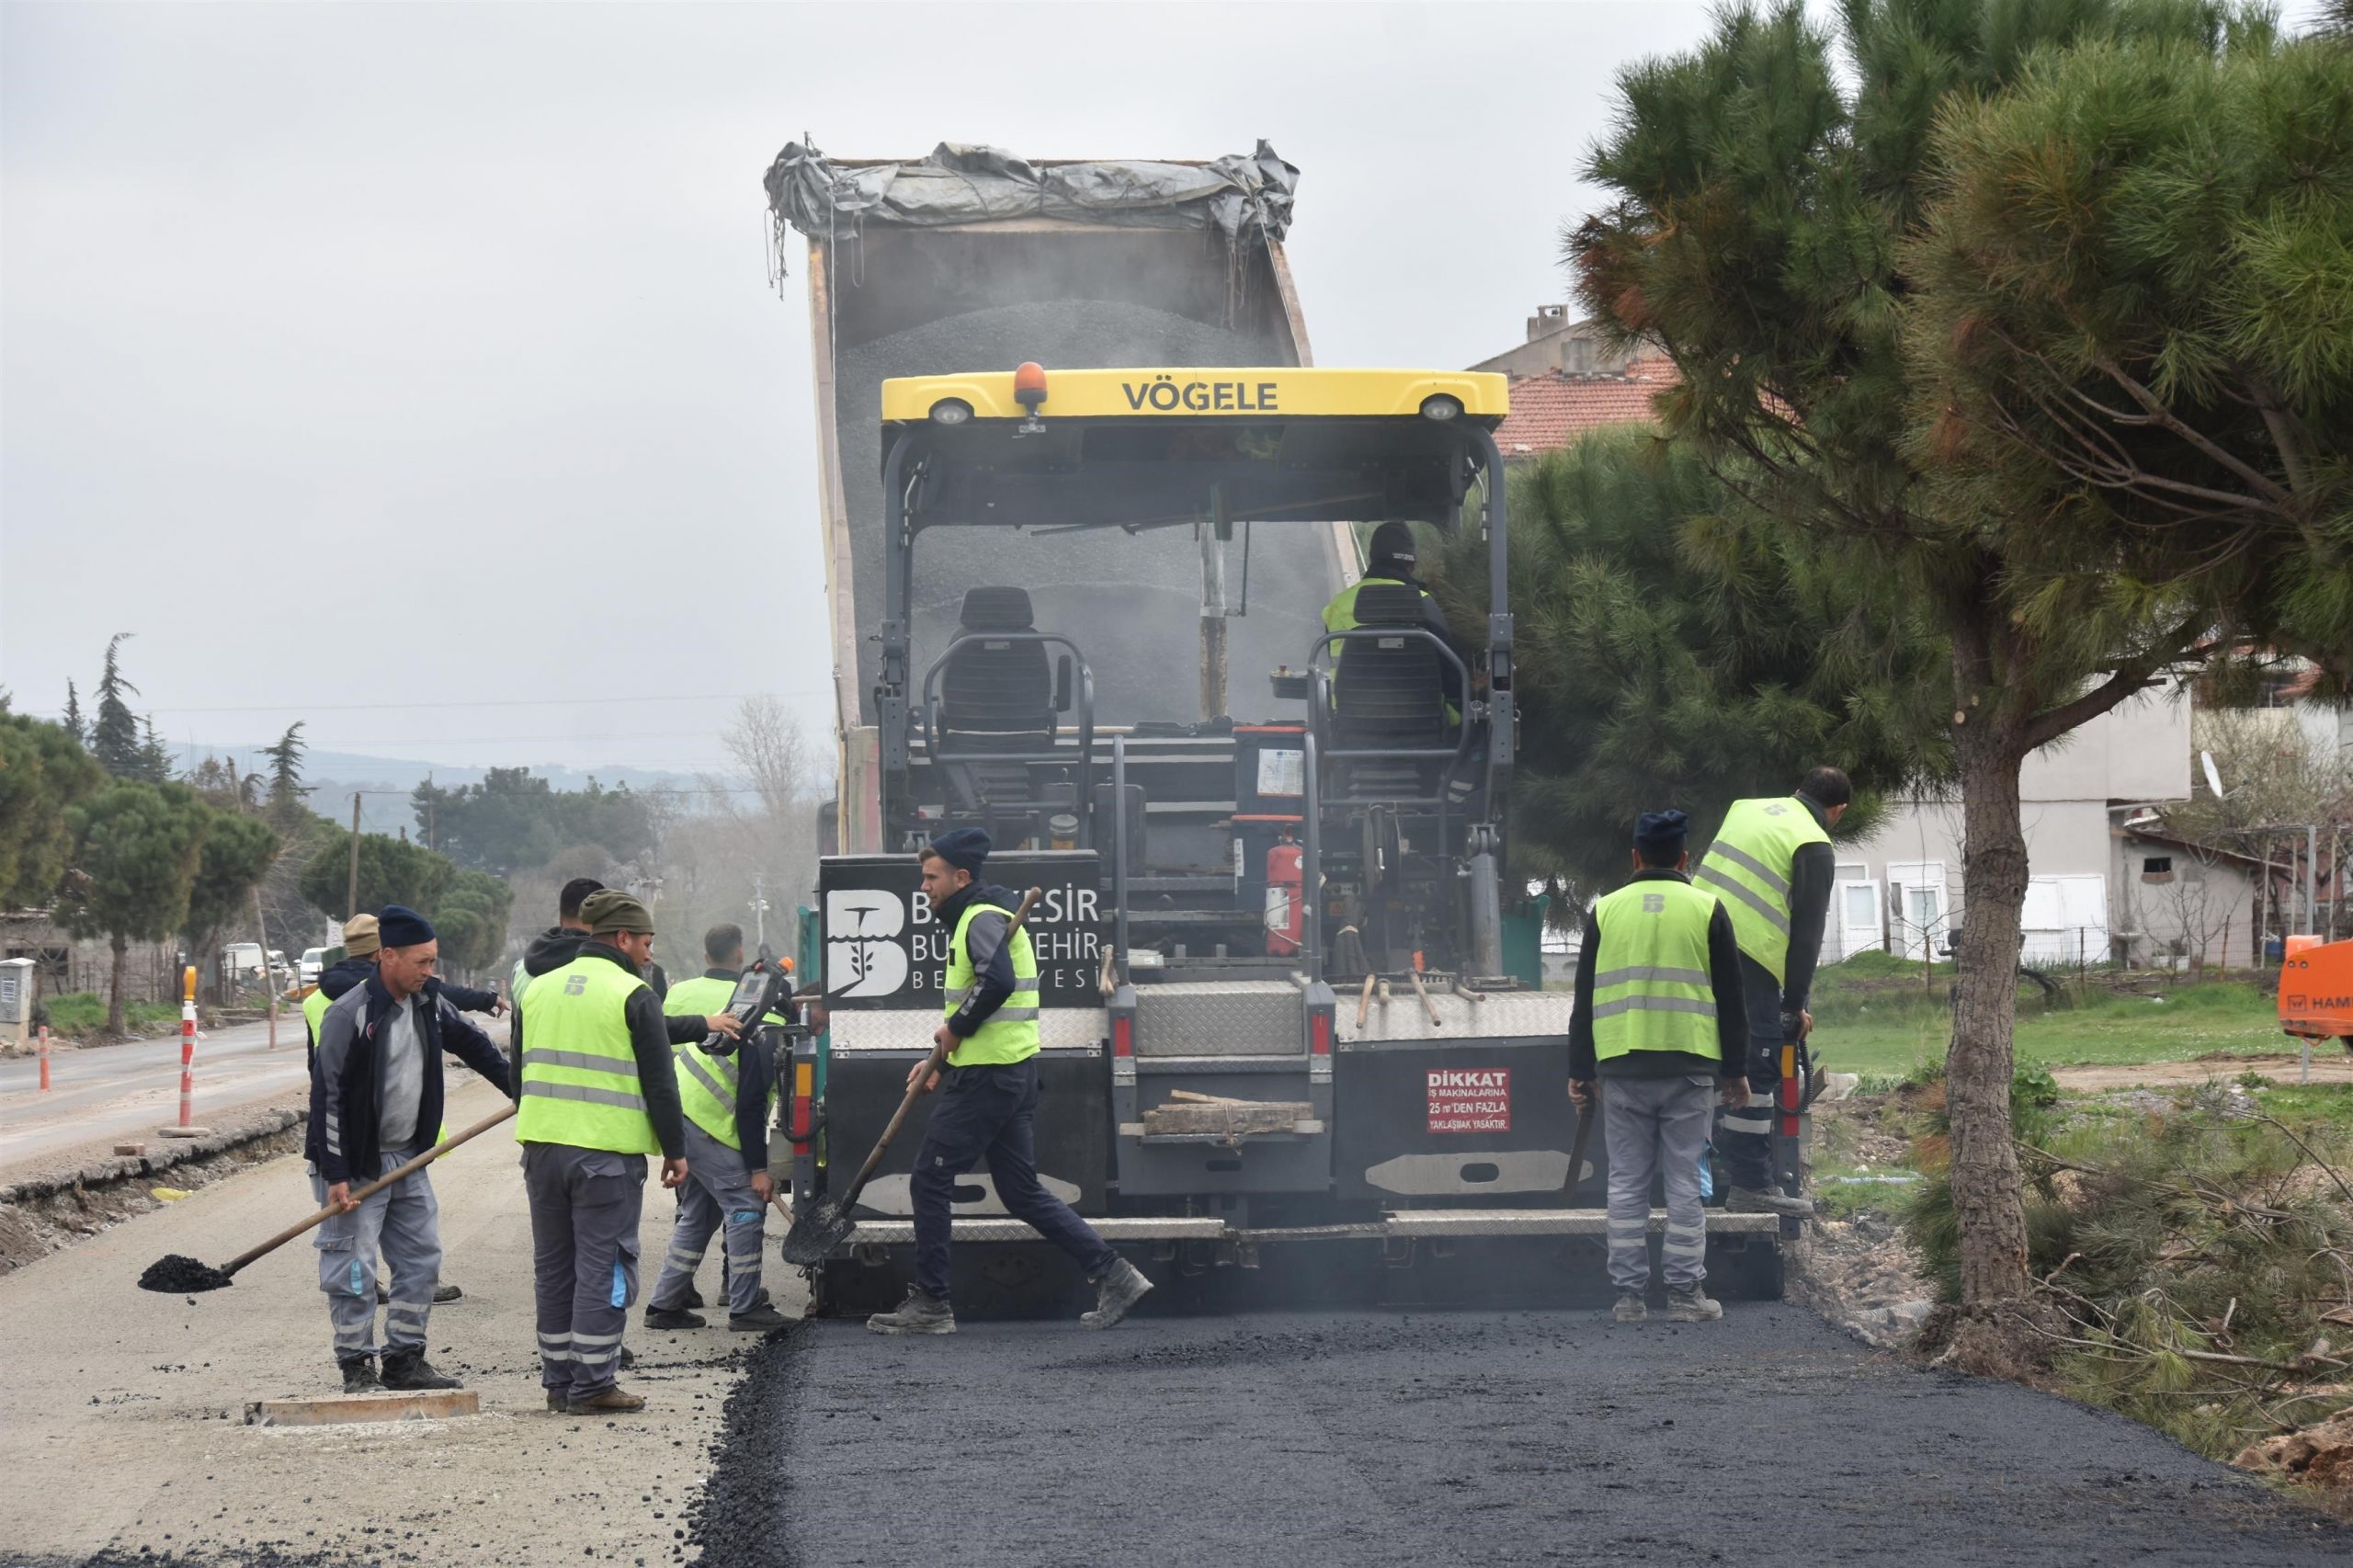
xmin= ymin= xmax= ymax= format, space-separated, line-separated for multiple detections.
xmin=1831 ymin=688 xmax=2194 ymax=966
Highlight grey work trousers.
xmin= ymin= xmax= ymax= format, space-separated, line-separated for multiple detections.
xmin=522 ymin=1142 xmax=645 ymax=1402
xmin=312 ymin=1146 xmax=439 ymax=1362
xmin=649 ymin=1121 xmax=766 ymax=1316
xmin=1601 ymin=1074 xmax=1716 ymax=1293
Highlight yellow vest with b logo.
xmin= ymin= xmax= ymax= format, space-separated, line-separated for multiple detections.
xmin=944 ymin=901 xmax=1040 ymax=1068
xmin=663 ymin=974 xmax=779 ymax=1151
xmin=517 ymin=955 xmax=658 ymax=1154
xmin=1589 ymin=878 xmax=1722 ymax=1062
xmin=1696 ymin=797 xmax=1831 ymax=985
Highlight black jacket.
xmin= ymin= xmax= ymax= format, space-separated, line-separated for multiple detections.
xmin=936 ymin=880 xmax=1021 ymax=1040
xmin=308 ymin=973 xmax=513 ymax=1184
xmin=512 ymin=939 xmax=688 ymax=1159
xmin=309 ymin=955 xmax=500 ymax=1069
xmin=1779 ymin=796 xmax=1836 ymax=1015
xmin=1568 ymin=868 xmax=1748 ymax=1081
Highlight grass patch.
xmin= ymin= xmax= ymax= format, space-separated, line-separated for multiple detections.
xmin=42 ymin=991 xmax=181 ymax=1038
xmin=1807 ymin=967 xmax=2290 ymax=1078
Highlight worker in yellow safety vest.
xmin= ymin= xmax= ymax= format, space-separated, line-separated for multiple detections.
xmin=643 ymin=923 xmax=790 ymax=1333
xmin=1568 ymin=811 xmax=1749 ymax=1324
xmin=865 ymin=827 xmax=1154 ymax=1336
xmin=1693 ymin=767 xmax=1849 ymax=1217
xmin=1320 ymin=520 xmax=1469 ymax=717
xmin=514 ymin=890 xmax=740 ymax=1415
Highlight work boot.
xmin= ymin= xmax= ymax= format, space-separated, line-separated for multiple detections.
xmin=338 ymin=1356 xmax=382 ymax=1393
xmin=1666 ymin=1284 xmax=1724 ymax=1323
xmin=866 ymin=1288 xmax=957 ymax=1335
xmin=643 ymin=1305 xmax=706 ymax=1330
xmin=729 ymin=1303 xmax=790 ymax=1333
xmin=1079 ymin=1258 xmax=1154 ymax=1330
xmin=381 ymin=1348 xmax=461 ymax=1391
xmin=545 ymin=1389 xmax=566 ymax=1413
xmin=434 ymin=1282 xmax=464 ymax=1303
xmin=682 ymin=1284 xmax=705 ymax=1309
xmin=1727 ymin=1186 xmax=1815 ymax=1219
xmin=1613 ymin=1290 xmax=1648 ymax=1324
xmin=618 ymin=1346 xmax=636 ymax=1370
xmin=566 ymin=1385 xmax=647 ymax=1415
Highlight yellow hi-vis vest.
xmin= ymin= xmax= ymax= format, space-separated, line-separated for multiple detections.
xmin=1696 ymin=796 xmax=1831 ymax=985
xmin=517 ymin=955 xmax=658 ymax=1154
xmin=943 ymin=901 xmax=1040 ymax=1068
xmin=662 ymin=974 xmax=780 ymax=1151
xmin=1589 ymin=878 xmax=1722 ymax=1062
xmin=301 ymin=986 xmax=332 ymax=1053
xmin=1322 ymin=574 xmax=1427 ymax=653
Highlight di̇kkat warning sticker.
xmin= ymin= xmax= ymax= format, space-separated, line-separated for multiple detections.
xmin=1427 ymin=1068 xmax=1510 ymax=1133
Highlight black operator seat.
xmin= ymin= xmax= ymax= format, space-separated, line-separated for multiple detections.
xmin=1330 ymin=582 xmax=1453 ymax=750
xmin=939 ymin=586 xmax=1056 ymax=755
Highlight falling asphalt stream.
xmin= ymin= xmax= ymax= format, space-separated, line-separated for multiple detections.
xmin=689 ymin=1306 xmax=2353 ymax=1568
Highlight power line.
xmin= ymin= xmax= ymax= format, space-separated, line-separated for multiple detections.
xmin=56 ymin=691 xmax=824 ymax=717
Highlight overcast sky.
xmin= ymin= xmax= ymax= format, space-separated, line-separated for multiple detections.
xmin=7 ymin=2 xmax=2320 ymax=776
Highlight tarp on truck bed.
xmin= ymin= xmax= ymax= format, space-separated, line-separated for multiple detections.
xmin=766 ymin=140 xmax=1298 ymax=244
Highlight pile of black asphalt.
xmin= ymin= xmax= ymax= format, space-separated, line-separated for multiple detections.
xmin=692 ymin=1306 xmax=2353 ymax=1568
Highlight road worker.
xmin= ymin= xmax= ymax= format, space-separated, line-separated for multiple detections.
xmin=1694 ymin=767 xmax=1847 ymax=1216
xmin=865 ymin=827 xmax=1154 ymax=1335
xmin=1568 ymin=812 xmax=1749 ymax=1323
xmin=643 ymin=922 xmax=790 ymax=1333
xmin=309 ymin=906 xmax=513 ymax=1392
xmin=1320 ymin=520 xmax=1469 ymax=713
xmin=514 ymin=890 xmax=739 ymax=1414
xmin=303 ymin=909 xmax=504 ymax=1307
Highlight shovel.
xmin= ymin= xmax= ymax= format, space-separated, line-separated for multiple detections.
xmin=139 ymin=1102 xmax=517 ymax=1294
xmin=782 ymin=887 xmax=1041 ymax=1267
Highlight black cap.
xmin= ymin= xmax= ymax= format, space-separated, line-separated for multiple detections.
xmin=376 ymin=904 xmax=436 ymax=949
xmin=1369 ymin=520 xmax=1417 ymax=570
xmin=1632 ymin=810 xmax=1689 ymax=851
xmin=926 ymin=826 xmax=992 ymax=874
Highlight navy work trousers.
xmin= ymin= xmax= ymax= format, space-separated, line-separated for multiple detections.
xmin=910 ymin=1058 xmax=1116 ymax=1303
xmin=1719 ymin=954 xmax=1789 ymax=1190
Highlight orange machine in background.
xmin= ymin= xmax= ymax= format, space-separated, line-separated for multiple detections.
xmin=2279 ymin=936 xmax=2353 ymax=1051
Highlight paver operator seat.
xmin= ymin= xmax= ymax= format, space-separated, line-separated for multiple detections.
xmin=938 ymin=586 xmax=1056 ymax=755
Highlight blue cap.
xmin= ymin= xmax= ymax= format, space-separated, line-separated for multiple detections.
xmin=376 ymin=904 xmax=436 ymax=949
xmin=926 ymin=826 xmax=992 ymax=874
xmin=1632 ymin=810 xmax=1689 ymax=851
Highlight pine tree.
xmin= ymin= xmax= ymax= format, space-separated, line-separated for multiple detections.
xmin=90 ymin=633 xmax=142 ymax=778
xmin=260 ymin=722 xmax=308 ymax=824
xmin=55 ymin=780 xmax=210 ymax=1033
xmin=1570 ymin=0 xmax=2277 ymax=1355
xmin=61 ymin=681 xmax=85 ymax=746
xmin=138 ymin=716 xmax=175 ymax=784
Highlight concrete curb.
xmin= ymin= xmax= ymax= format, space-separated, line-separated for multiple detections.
xmin=0 ymin=1108 xmax=307 ymax=1205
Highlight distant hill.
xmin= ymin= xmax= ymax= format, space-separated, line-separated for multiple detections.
xmin=168 ymin=743 xmax=730 ymax=836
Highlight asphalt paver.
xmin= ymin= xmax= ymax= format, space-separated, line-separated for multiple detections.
xmin=693 ymin=1305 xmax=2353 ymax=1568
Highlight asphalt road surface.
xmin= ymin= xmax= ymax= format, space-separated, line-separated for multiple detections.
xmin=695 ymin=1308 xmax=2353 ymax=1568
xmin=0 ymin=1019 xmax=309 ymax=1170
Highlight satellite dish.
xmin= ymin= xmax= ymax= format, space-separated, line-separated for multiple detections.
xmin=2200 ymin=750 xmax=2226 ymax=801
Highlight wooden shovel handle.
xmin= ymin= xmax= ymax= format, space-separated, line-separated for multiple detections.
xmin=835 ymin=887 xmax=1043 ymax=1210
xmin=222 ymin=1102 xmax=518 ymax=1278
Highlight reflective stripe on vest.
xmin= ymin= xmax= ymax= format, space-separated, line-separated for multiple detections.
xmin=943 ymin=902 xmax=1040 ymax=1067
xmin=1589 ymin=878 xmax=1722 ymax=1062
xmin=516 ymin=956 xmax=658 ymax=1153
xmin=1695 ymin=796 xmax=1830 ymax=985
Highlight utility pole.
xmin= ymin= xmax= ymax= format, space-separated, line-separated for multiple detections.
xmin=751 ymin=871 xmax=769 ymax=949
xmin=347 ymin=792 xmax=362 ymax=917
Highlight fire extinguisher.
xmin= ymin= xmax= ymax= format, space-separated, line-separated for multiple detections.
xmin=1266 ymin=833 xmax=1304 ymax=957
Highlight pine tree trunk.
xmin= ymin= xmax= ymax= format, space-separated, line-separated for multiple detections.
xmin=108 ymin=932 xmax=129 ymax=1035
xmin=1949 ymin=710 xmax=2032 ymax=1307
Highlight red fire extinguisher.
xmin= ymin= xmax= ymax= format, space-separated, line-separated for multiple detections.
xmin=1266 ymin=833 xmax=1304 ymax=957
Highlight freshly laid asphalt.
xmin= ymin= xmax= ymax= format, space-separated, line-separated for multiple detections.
xmin=693 ymin=1304 xmax=2353 ymax=1568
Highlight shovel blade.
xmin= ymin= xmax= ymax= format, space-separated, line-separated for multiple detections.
xmin=780 ymin=1199 xmax=856 ymax=1267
